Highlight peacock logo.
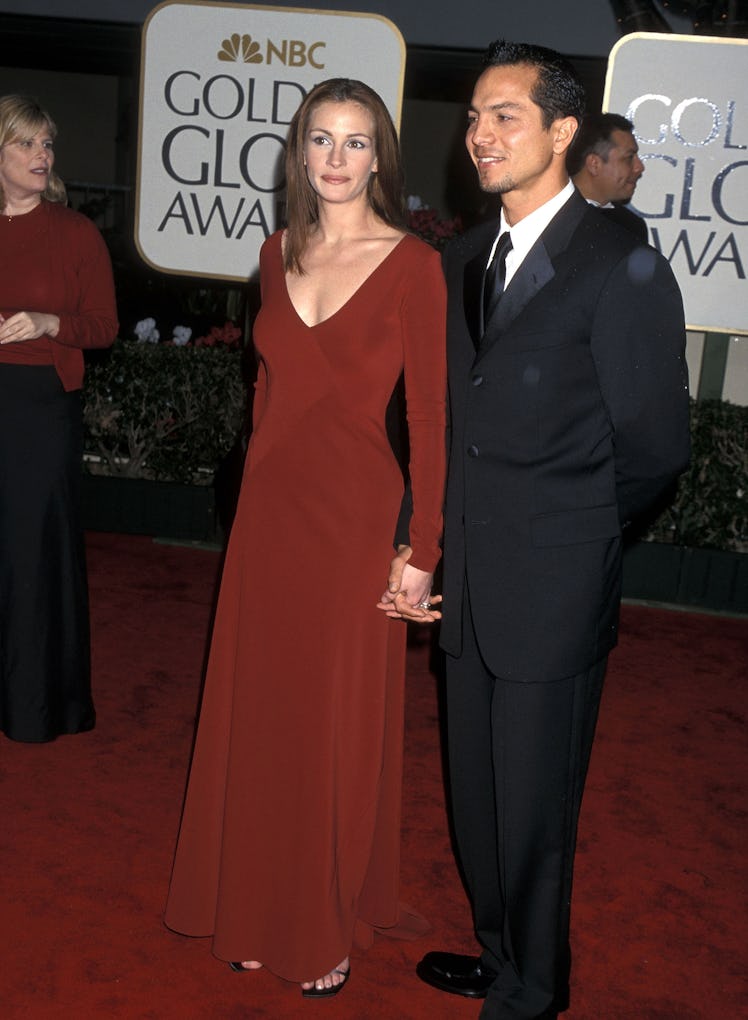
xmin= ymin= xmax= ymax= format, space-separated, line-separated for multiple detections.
xmin=217 ymin=32 xmax=326 ymax=68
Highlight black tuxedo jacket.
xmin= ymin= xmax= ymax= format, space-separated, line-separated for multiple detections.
xmin=596 ymin=202 xmax=649 ymax=243
xmin=439 ymin=190 xmax=690 ymax=682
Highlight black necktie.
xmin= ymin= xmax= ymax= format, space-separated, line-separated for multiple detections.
xmin=482 ymin=231 xmax=513 ymax=328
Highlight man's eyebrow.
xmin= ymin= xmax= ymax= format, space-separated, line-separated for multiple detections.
xmin=468 ymin=100 xmax=524 ymax=114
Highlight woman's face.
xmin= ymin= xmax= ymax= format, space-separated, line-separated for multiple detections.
xmin=0 ymin=125 xmax=55 ymax=202
xmin=303 ymin=100 xmax=378 ymax=208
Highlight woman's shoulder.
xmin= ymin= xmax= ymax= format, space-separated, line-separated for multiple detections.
xmin=44 ymin=199 xmax=103 ymax=240
xmin=44 ymin=199 xmax=86 ymax=224
xmin=399 ymin=231 xmax=443 ymax=264
xmin=262 ymin=229 xmax=283 ymax=249
xmin=259 ymin=228 xmax=283 ymax=262
xmin=389 ymin=232 xmax=444 ymax=278
xmin=379 ymin=233 xmax=445 ymax=304
xmin=259 ymin=228 xmax=284 ymax=262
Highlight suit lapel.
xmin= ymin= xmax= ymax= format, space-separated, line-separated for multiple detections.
xmin=476 ymin=240 xmax=555 ymax=360
xmin=475 ymin=190 xmax=589 ymax=363
xmin=461 ymin=222 xmax=497 ymax=348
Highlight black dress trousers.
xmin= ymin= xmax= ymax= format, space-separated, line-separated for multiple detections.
xmin=445 ymin=587 xmax=606 ymax=1019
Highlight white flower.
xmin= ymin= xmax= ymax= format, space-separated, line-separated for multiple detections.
xmin=407 ymin=195 xmax=426 ymax=211
xmin=172 ymin=325 xmax=192 ymax=347
xmin=134 ymin=317 xmax=160 ymax=343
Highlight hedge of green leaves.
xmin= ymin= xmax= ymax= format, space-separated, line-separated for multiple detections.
xmin=84 ymin=346 xmax=746 ymax=553
xmin=644 ymin=399 xmax=747 ymax=553
xmin=83 ymin=339 xmax=247 ymax=485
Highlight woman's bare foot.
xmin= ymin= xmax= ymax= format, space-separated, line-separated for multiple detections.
xmin=300 ymin=957 xmax=350 ymax=997
xmin=229 ymin=960 xmax=263 ymax=971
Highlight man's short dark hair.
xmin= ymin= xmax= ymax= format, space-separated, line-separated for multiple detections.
xmin=482 ymin=39 xmax=586 ymax=130
xmin=566 ymin=112 xmax=635 ymax=176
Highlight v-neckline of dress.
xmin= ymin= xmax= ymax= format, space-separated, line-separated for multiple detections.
xmin=282 ymin=233 xmax=409 ymax=330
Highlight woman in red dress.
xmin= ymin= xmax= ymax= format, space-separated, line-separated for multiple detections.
xmin=165 ymin=79 xmax=446 ymax=998
xmin=0 ymin=95 xmax=117 ymax=743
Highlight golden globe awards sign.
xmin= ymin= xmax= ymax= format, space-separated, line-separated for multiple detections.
xmin=136 ymin=1 xmax=405 ymax=281
xmin=605 ymin=34 xmax=747 ymax=334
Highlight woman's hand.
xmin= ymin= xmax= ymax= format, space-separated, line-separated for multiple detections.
xmin=376 ymin=545 xmax=442 ymax=623
xmin=0 ymin=310 xmax=60 ymax=344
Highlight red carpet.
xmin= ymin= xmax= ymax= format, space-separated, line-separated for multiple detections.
xmin=1 ymin=532 xmax=746 ymax=1019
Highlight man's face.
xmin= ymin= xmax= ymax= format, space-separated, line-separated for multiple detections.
xmin=465 ymin=63 xmax=571 ymax=207
xmin=595 ymin=129 xmax=644 ymax=204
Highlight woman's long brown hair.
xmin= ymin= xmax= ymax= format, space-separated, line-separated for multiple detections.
xmin=283 ymin=78 xmax=405 ymax=274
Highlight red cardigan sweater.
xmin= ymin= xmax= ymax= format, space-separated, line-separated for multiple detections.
xmin=0 ymin=199 xmax=118 ymax=390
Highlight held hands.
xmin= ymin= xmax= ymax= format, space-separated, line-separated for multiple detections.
xmin=376 ymin=545 xmax=442 ymax=623
xmin=0 ymin=311 xmax=60 ymax=344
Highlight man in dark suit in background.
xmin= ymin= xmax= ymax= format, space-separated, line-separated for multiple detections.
xmin=380 ymin=39 xmax=690 ymax=1020
xmin=567 ymin=111 xmax=648 ymax=241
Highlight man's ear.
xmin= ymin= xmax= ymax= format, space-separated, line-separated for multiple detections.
xmin=585 ymin=152 xmax=601 ymax=177
xmin=553 ymin=115 xmax=579 ymax=156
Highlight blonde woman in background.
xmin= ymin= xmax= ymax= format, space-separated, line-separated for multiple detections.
xmin=0 ymin=94 xmax=117 ymax=743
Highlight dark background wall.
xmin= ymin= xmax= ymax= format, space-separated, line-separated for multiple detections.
xmin=2 ymin=0 xmax=678 ymax=219
xmin=1 ymin=3 xmax=745 ymax=399
xmin=0 ymin=0 xmax=695 ymax=55
xmin=0 ymin=0 xmax=706 ymax=307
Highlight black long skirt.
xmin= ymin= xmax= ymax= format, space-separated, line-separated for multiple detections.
xmin=0 ymin=364 xmax=94 ymax=742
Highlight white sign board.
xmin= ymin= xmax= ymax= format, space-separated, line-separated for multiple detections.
xmin=605 ymin=33 xmax=748 ymax=335
xmin=136 ymin=1 xmax=405 ymax=282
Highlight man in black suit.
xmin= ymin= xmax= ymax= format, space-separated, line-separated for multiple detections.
xmin=567 ymin=111 xmax=649 ymax=241
xmin=380 ymin=39 xmax=690 ymax=1020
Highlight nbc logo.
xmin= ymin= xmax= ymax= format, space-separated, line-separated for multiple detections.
xmin=217 ymin=32 xmax=325 ymax=68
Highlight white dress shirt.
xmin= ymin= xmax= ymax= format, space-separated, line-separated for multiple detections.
xmin=487 ymin=179 xmax=576 ymax=289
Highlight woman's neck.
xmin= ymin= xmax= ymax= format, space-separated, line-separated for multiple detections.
xmin=314 ymin=198 xmax=383 ymax=245
xmin=2 ymin=194 xmax=43 ymax=219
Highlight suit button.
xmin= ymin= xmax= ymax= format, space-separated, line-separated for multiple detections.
xmin=472 ymin=374 xmax=483 ymax=386
xmin=467 ymin=445 xmax=479 ymax=457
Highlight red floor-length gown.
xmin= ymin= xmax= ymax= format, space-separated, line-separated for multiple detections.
xmin=164 ymin=231 xmax=446 ymax=982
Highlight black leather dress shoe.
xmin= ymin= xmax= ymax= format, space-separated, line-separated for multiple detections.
xmin=416 ymin=951 xmax=498 ymax=998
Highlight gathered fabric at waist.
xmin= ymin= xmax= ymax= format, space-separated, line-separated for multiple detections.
xmin=0 ymin=335 xmax=55 ymax=366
